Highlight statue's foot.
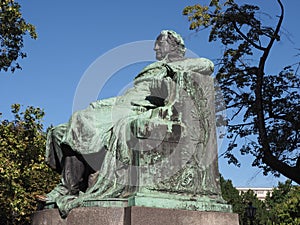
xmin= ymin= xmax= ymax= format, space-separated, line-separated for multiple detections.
xmin=35 ymin=194 xmax=49 ymax=202
xmin=121 ymin=191 xmax=133 ymax=198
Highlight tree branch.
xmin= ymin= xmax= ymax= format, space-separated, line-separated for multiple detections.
xmin=251 ymin=0 xmax=300 ymax=183
xmin=227 ymin=122 xmax=254 ymax=128
xmin=266 ymin=0 xmax=284 ymax=51
xmin=232 ymin=22 xmax=266 ymax=51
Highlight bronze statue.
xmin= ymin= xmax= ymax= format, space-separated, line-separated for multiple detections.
xmin=37 ymin=30 xmax=226 ymax=217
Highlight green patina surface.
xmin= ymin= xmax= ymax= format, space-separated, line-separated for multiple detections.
xmin=42 ymin=30 xmax=233 ymax=219
xmin=44 ymin=57 xmax=232 ymax=217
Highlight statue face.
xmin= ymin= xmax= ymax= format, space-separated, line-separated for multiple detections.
xmin=154 ymin=34 xmax=172 ymax=61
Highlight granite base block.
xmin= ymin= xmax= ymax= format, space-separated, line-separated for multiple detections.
xmin=32 ymin=207 xmax=239 ymax=225
xmin=32 ymin=207 xmax=128 ymax=225
xmin=130 ymin=207 xmax=239 ymax=225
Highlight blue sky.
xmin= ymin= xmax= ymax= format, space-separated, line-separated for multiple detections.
xmin=1 ymin=0 xmax=299 ymax=187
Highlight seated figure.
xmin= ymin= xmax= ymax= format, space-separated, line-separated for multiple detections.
xmin=38 ymin=30 xmax=222 ymax=217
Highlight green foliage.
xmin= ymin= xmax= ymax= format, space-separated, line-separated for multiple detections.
xmin=220 ymin=176 xmax=243 ymax=213
xmin=265 ymin=180 xmax=300 ymax=224
xmin=275 ymin=188 xmax=300 ymax=225
xmin=220 ymin=177 xmax=300 ymax=224
xmin=183 ymin=0 xmax=300 ymax=184
xmin=220 ymin=176 xmax=300 ymax=224
xmin=0 ymin=104 xmax=60 ymax=225
xmin=0 ymin=0 xmax=37 ymax=72
xmin=240 ymin=190 xmax=270 ymax=225
xmin=220 ymin=176 xmax=245 ymax=223
xmin=220 ymin=176 xmax=270 ymax=224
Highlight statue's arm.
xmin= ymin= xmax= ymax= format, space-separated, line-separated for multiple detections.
xmin=186 ymin=58 xmax=214 ymax=76
xmin=147 ymin=75 xmax=179 ymax=121
xmin=88 ymin=96 xmax=118 ymax=109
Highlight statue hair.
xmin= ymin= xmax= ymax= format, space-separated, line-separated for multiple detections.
xmin=160 ymin=30 xmax=186 ymax=57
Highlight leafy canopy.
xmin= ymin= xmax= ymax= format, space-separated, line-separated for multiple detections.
xmin=221 ymin=176 xmax=300 ymax=224
xmin=0 ymin=104 xmax=59 ymax=225
xmin=0 ymin=0 xmax=37 ymax=72
xmin=265 ymin=180 xmax=300 ymax=224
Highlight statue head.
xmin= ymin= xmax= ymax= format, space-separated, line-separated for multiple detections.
xmin=154 ymin=30 xmax=186 ymax=62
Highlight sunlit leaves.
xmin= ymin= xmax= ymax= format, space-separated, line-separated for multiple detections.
xmin=0 ymin=104 xmax=59 ymax=225
xmin=0 ymin=0 xmax=37 ymax=72
xmin=265 ymin=180 xmax=300 ymax=224
xmin=221 ymin=178 xmax=300 ymax=224
xmin=183 ymin=4 xmax=211 ymax=29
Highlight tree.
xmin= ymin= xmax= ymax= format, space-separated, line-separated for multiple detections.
xmin=183 ymin=0 xmax=300 ymax=184
xmin=240 ymin=189 xmax=271 ymax=225
xmin=265 ymin=180 xmax=300 ymax=224
xmin=0 ymin=104 xmax=60 ymax=225
xmin=0 ymin=0 xmax=37 ymax=72
xmin=220 ymin=177 xmax=300 ymax=224
xmin=274 ymin=186 xmax=300 ymax=224
xmin=220 ymin=176 xmax=270 ymax=224
xmin=220 ymin=176 xmax=245 ymax=223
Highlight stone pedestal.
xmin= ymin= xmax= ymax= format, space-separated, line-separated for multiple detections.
xmin=32 ymin=207 xmax=239 ymax=225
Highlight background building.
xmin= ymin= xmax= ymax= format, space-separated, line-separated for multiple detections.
xmin=236 ymin=187 xmax=273 ymax=201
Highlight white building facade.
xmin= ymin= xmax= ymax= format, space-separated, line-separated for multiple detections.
xmin=236 ymin=187 xmax=273 ymax=201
